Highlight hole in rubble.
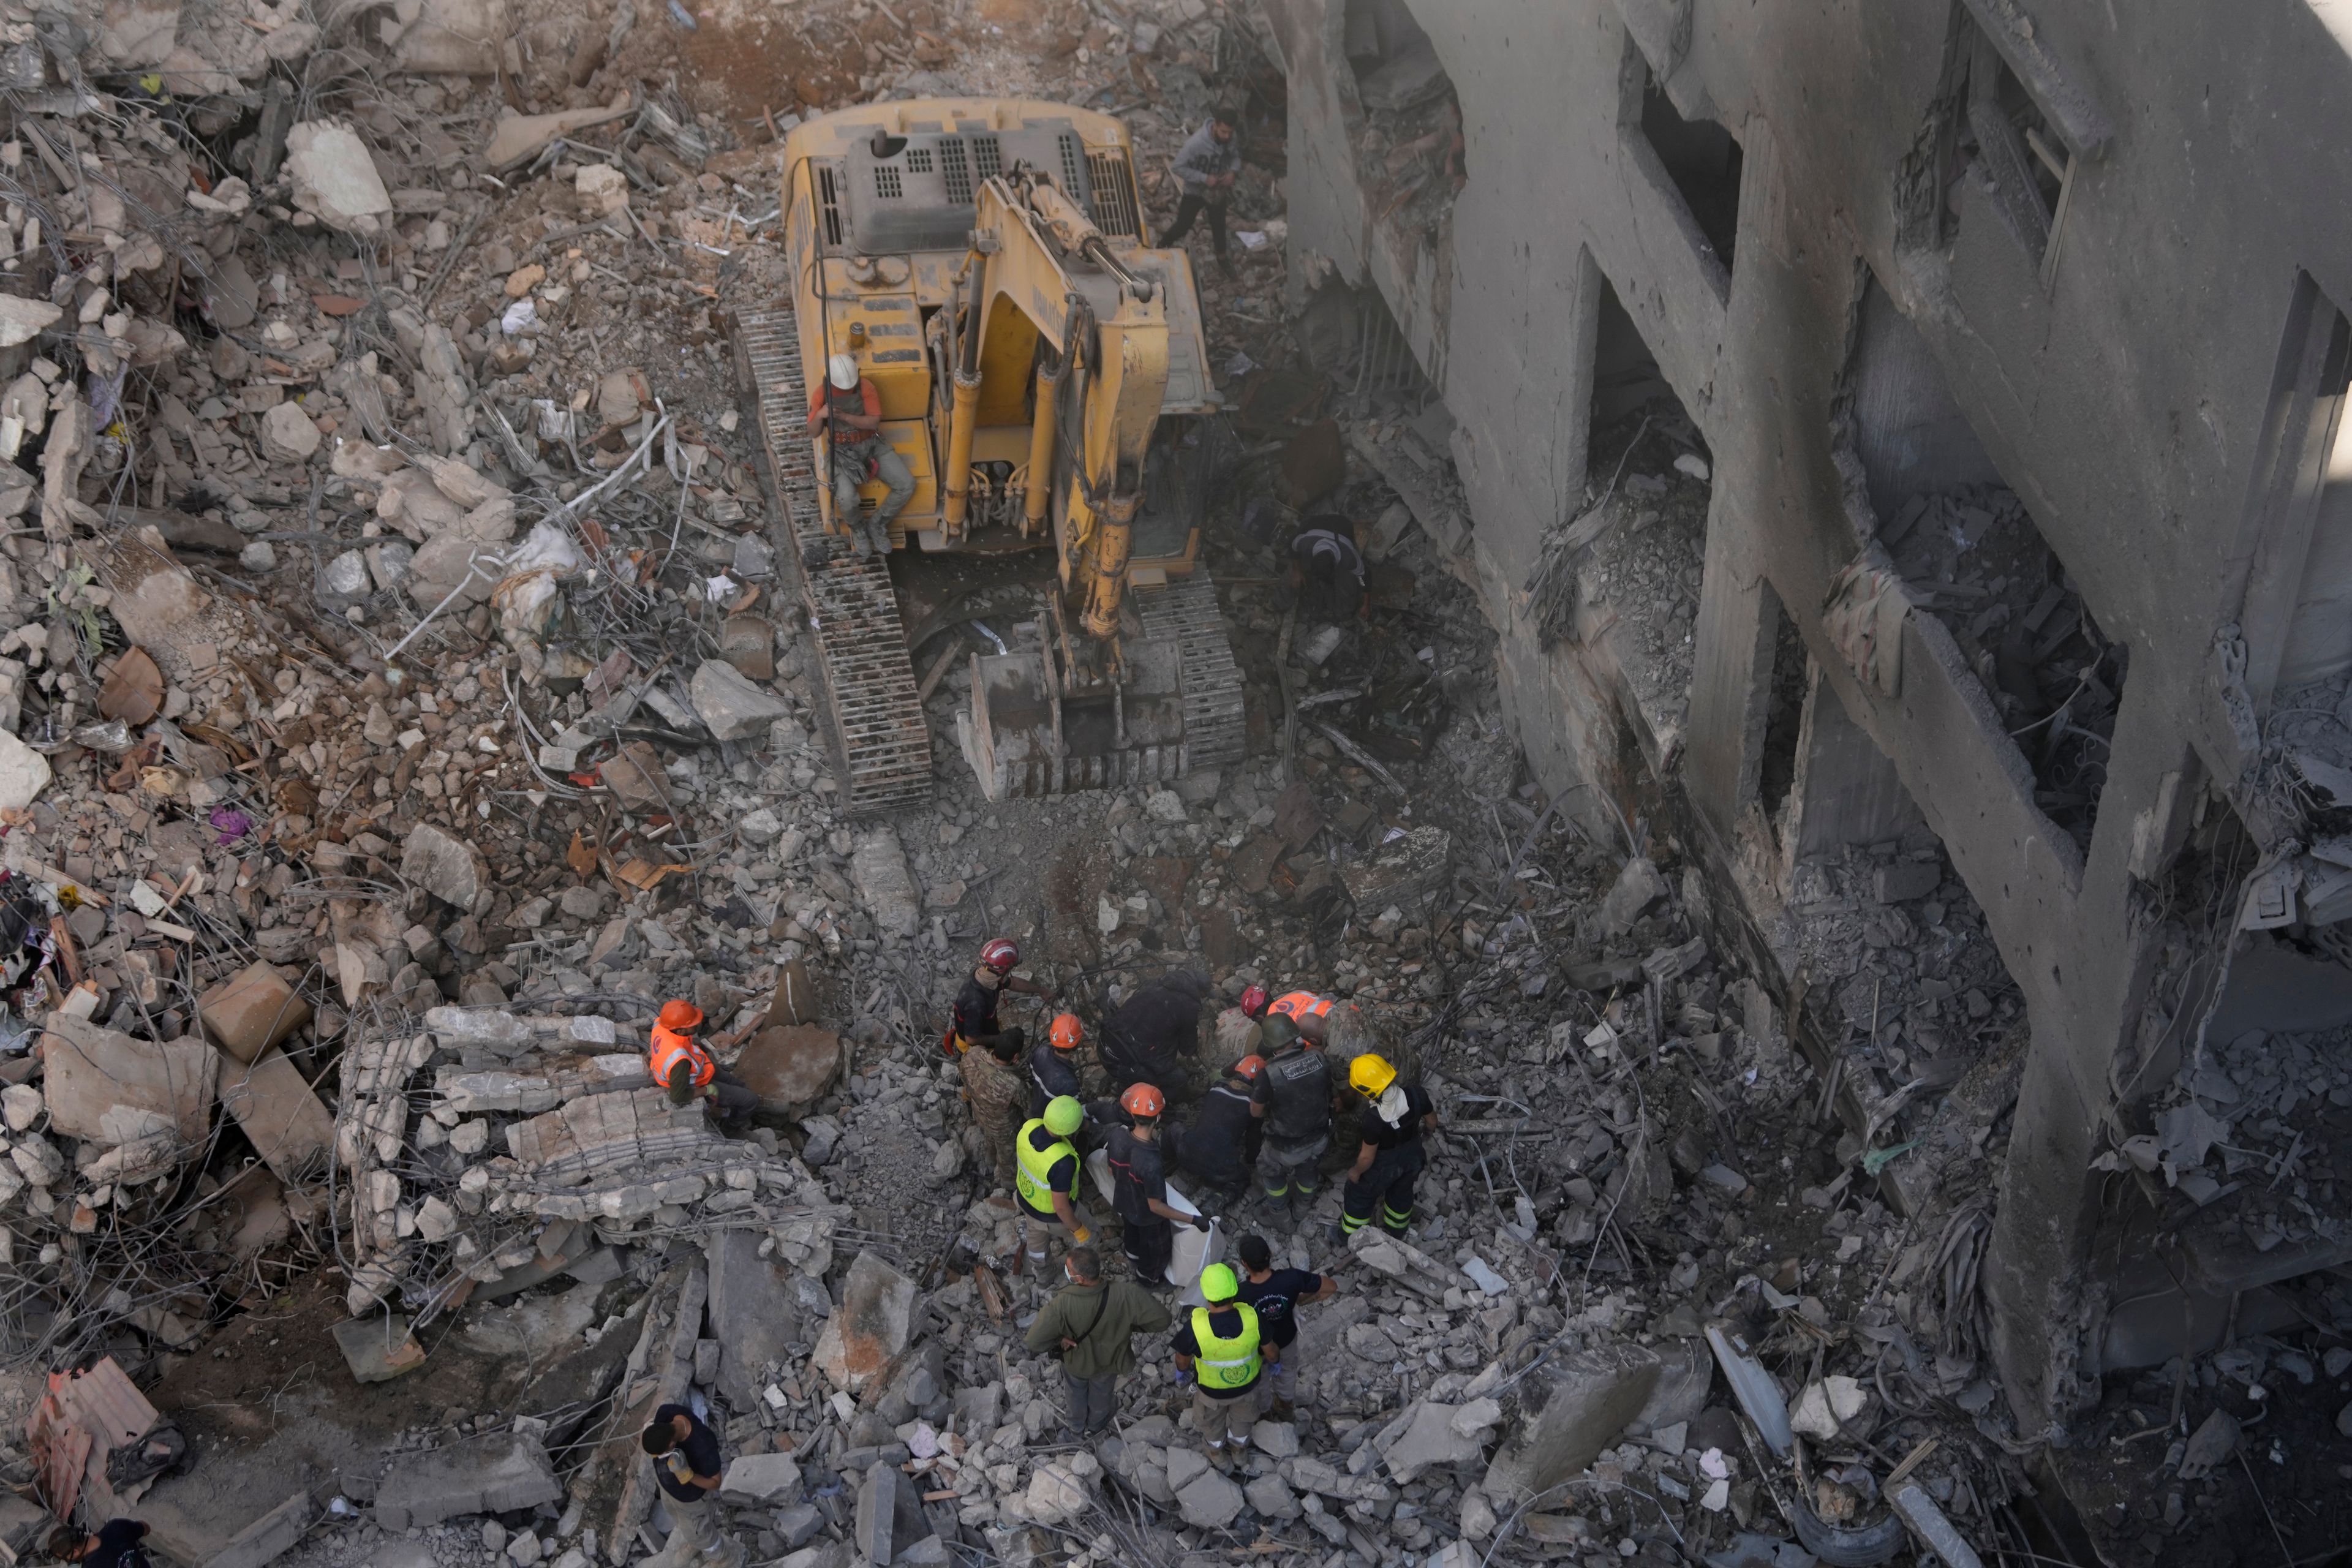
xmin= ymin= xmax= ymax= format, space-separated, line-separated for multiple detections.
xmin=1341 ymin=0 xmax=1464 ymax=225
xmin=1578 ymin=271 xmax=1711 ymax=734
xmin=1757 ymin=583 xmax=1808 ymax=843
xmin=1841 ymin=274 xmax=2124 ymax=856
xmin=1632 ymin=53 xmax=1744 ymax=276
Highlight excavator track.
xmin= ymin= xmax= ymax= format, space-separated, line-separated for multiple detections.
xmin=1136 ymin=571 xmax=1246 ymax=772
xmin=731 ymin=304 xmax=933 ymax=816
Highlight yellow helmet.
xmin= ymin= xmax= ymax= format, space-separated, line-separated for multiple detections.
xmin=1348 ymin=1053 xmax=1397 ymax=1097
xmin=1043 ymin=1096 xmax=1084 ymax=1136
xmin=1199 ymin=1263 xmax=1239 ymax=1302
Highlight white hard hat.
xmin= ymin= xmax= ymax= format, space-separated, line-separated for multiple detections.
xmin=828 ymin=353 xmax=859 ymax=391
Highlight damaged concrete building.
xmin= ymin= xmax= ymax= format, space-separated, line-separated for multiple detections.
xmin=1257 ymin=0 xmax=2352 ymax=1540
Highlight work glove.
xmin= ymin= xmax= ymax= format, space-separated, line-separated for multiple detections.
xmin=1188 ymin=1213 xmax=1213 ymax=1232
xmin=663 ymin=1452 xmax=694 ymax=1485
xmin=1073 ymin=1225 xmax=1093 ymax=1243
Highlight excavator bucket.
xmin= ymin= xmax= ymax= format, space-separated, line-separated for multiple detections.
xmin=962 ymin=574 xmax=1243 ymax=799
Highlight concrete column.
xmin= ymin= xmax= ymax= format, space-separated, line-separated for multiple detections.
xmin=1681 ymin=524 xmax=1773 ymax=841
xmin=1984 ymin=676 xmax=2202 ymax=1433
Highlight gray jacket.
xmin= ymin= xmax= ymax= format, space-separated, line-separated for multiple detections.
xmin=1172 ymin=121 xmax=1240 ymax=195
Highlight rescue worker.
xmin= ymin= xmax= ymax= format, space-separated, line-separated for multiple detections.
xmin=1250 ymin=1012 xmax=1334 ymax=1219
xmin=1099 ymin=968 xmax=1212 ymax=1097
xmin=1166 ymin=1055 xmax=1263 ymax=1204
xmin=951 ymin=938 xmax=1057 ymax=1057
xmin=1170 ymin=1262 xmax=1261 ymax=1467
xmin=807 ymin=352 xmax=914 ymax=558
xmin=957 ymin=1031 xmax=1027 ymax=1191
xmin=1023 ymin=1245 xmax=1171 ymax=1438
xmin=1336 ymin=1053 xmax=1437 ymax=1242
xmin=1266 ymin=989 xmax=1335 ymax=1045
xmin=1027 ymin=1011 xmax=1086 ymax=1118
xmin=1015 ymin=1095 xmax=1091 ymax=1275
xmin=1289 ymin=516 xmax=1370 ymax=622
xmin=650 ymin=1000 xmax=760 ymax=1125
xmin=1232 ymin=1232 xmax=1337 ymax=1418
xmin=1106 ymin=1083 xmax=1209 ymax=1286
xmin=48 ymin=1520 xmax=150 ymax=1568
xmin=1215 ymin=984 xmax=1270 ymax=1059
xmin=1157 ymin=108 xmax=1240 ymax=278
xmin=641 ymin=1404 xmax=736 ymax=1568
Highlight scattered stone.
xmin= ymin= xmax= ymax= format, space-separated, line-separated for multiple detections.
xmin=402 ymin=822 xmax=489 ymax=909
xmin=284 ymin=121 xmax=394 ymax=234
xmin=690 ymin=658 xmax=793 ymax=741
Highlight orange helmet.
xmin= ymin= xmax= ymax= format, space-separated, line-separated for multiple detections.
xmin=1120 ymin=1083 xmax=1165 ymax=1118
xmin=1049 ymin=1013 xmax=1084 ymax=1050
xmin=657 ymin=999 xmax=703 ymax=1031
xmin=979 ymin=938 xmax=1020 ymax=974
xmin=1232 ymin=1055 xmax=1265 ymax=1080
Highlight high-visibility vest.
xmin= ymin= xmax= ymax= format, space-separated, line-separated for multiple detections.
xmin=649 ymin=1024 xmax=714 ymax=1090
xmin=1268 ymin=992 xmax=1332 ymax=1023
xmin=1189 ymin=1303 xmax=1262 ymax=1390
xmin=1014 ymin=1118 xmax=1077 ymax=1218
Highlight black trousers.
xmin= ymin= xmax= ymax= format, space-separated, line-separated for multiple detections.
xmin=1158 ymin=192 xmax=1228 ymax=258
xmin=1123 ymin=1213 xmax=1175 ymax=1284
xmin=1341 ymin=1142 xmax=1425 ymax=1235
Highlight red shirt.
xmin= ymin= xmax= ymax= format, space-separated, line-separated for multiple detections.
xmin=810 ymin=379 xmax=881 ymax=447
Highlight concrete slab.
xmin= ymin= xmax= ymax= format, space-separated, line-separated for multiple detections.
xmin=201 ymin=1489 xmax=315 ymax=1568
xmin=705 ymin=1228 xmax=801 ymax=1411
xmin=218 ymin=1047 xmax=336 ymax=1181
xmin=374 ymin=1430 xmax=560 ymax=1531
xmin=1480 ymin=1342 xmax=1665 ymax=1509
xmin=331 ymin=1314 xmax=425 ymax=1383
xmin=812 ymin=1253 xmax=915 ymax=1395
xmin=40 ymin=1016 xmax=217 ymax=1145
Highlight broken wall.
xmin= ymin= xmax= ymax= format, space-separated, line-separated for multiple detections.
xmin=1263 ymin=0 xmax=2352 ymax=1461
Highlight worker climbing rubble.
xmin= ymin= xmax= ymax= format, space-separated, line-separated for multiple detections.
xmin=1027 ymin=1011 xmax=1087 ymax=1118
xmin=1098 ymin=968 xmax=1214 ymax=1098
xmin=950 ymin=938 xmax=1058 ymax=1058
xmin=641 ymin=1405 xmax=736 ymax=1568
xmin=1166 ymin=1054 xmax=1263 ymax=1204
xmin=650 ymin=1000 xmax=759 ymax=1126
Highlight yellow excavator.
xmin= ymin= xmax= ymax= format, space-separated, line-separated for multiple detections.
xmin=729 ymin=98 xmax=1242 ymax=810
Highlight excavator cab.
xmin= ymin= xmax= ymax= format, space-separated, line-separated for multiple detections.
xmin=734 ymin=99 xmax=1242 ymax=809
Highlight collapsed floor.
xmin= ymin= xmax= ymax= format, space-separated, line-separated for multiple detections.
xmin=0 ymin=2 xmax=2342 ymax=1568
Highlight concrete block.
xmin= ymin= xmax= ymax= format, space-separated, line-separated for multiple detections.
xmin=42 ymin=1016 xmax=218 ymax=1145
xmin=331 ymin=1314 xmax=425 ymax=1383
xmin=402 ymin=822 xmax=490 ymax=909
xmin=1174 ymin=1467 xmax=1244 ymax=1528
xmin=718 ymin=1452 xmax=801 ymax=1507
xmin=1872 ymin=859 xmax=1941 ymax=903
xmin=374 ymin=1431 xmax=560 ymax=1531
xmin=202 ymin=1490 xmax=315 ymax=1568
xmin=196 ymin=963 xmax=312 ymax=1064
xmin=1634 ymin=1336 xmax=1713 ymax=1431
xmin=1376 ymin=1400 xmax=1492 ymax=1483
xmin=1597 ymin=858 xmax=1668 ymax=935
xmin=1244 ymin=1472 xmax=1299 ymax=1520
xmin=734 ymin=1025 xmax=842 ymax=1111
xmin=813 ymin=1252 xmax=915 ymax=1394
xmin=1482 ymin=1342 xmax=1665 ymax=1509
xmin=772 ymin=1504 xmax=823 ymax=1549
xmin=778 ymin=1547 xmax=850 ymax=1568
xmin=219 ymin=1047 xmax=336 ymax=1180
xmin=854 ymin=1460 xmax=932 ymax=1566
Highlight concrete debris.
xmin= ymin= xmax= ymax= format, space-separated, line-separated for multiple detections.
xmin=374 ymin=1431 xmax=562 ymax=1531
xmin=812 ymin=1250 xmax=915 ymax=1393
xmin=284 ymin=121 xmax=395 ymax=235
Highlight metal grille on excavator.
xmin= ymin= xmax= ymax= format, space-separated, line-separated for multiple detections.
xmin=731 ymin=305 xmax=933 ymax=815
xmin=1137 ymin=571 xmax=1246 ymax=769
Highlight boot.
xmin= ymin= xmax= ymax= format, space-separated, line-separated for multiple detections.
xmin=848 ymin=521 xmax=872 ymax=559
xmin=868 ymin=518 xmax=893 ymax=556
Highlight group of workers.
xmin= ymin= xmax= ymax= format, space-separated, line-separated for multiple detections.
xmin=939 ymin=938 xmax=1439 ymax=1285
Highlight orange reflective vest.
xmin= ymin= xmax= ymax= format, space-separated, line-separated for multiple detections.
xmin=649 ymin=1024 xmax=714 ymax=1090
xmin=1268 ymin=992 xmax=1333 ymax=1023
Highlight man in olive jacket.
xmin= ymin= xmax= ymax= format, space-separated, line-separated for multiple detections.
xmin=1023 ymin=1245 xmax=1172 ymax=1435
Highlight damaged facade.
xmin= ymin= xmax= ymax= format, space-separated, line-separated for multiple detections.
xmin=1259 ymin=0 xmax=2352 ymax=1557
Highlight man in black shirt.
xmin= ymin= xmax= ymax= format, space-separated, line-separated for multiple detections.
xmin=49 ymin=1520 xmax=148 ymax=1568
xmin=642 ymin=1404 xmax=733 ymax=1568
xmin=1166 ymin=1056 xmax=1262 ymax=1203
xmin=951 ymin=937 xmax=1057 ymax=1057
xmin=1232 ymin=1232 xmax=1337 ymax=1417
xmin=1027 ymin=1012 xmax=1086 ymax=1118
xmin=1336 ymin=1052 xmax=1436 ymax=1242
xmin=1099 ymin=969 xmax=1212 ymax=1098
xmin=1106 ymin=1083 xmax=1207 ymax=1285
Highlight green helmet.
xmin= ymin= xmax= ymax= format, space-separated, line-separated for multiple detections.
xmin=1258 ymin=1013 xmax=1300 ymax=1051
xmin=1199 ymin=1262 xmax=1239 ymax=1302
xmin=1043 ymin=1096 xmax=1085 ymax=1136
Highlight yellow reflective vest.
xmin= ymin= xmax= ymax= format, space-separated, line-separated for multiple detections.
xmin=1189 ymin=1303 xmax=1261 ymax=1392
xmin=1014 ymin=1118 xmax=1077 ymax=1218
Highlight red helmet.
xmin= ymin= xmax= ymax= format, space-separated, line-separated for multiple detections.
xmin=1232 ymin=1055 xmax=1265 ymax=1080
xmin=979 ymin=938 xmax=1020 ymax=974
xmin=1120 ymin=1083 xmax=1165 ymax=1118
xmin=1049 ymin=1013 xmax=1084 ymax=1050
xmin=1238 ymin=985 xmax=1269 ymax=1018
xmin=657 ymin=999 xmax=703 ymax=1031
